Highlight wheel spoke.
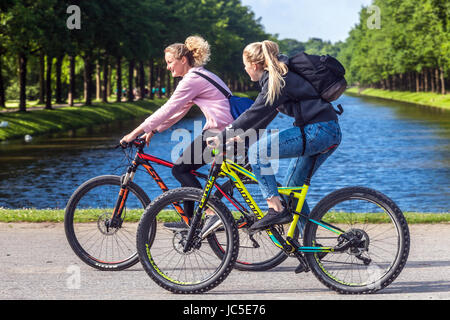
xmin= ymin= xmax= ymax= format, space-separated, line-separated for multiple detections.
xmin=66 ymin=176 xmax=147 ymax=269
xmin=304 ymin=187 xmax=409 ymax=293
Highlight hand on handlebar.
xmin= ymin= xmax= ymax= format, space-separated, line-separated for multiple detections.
xmin=141 ymin=131 xmax=154 ymax=147
xmin=119 ymin=131 xmax=154 ymax=148
xmin=206 ymin=136 xmax=221 ymax=149
xmin=206 ymin=136 xmax=245 ymax=159
xmin=119 ymin=133 xmax=136 ymax=148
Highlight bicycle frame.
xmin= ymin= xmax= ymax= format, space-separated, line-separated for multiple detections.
xmin=112 ymin=141 xmax=249 ymax=226
xmin=196 ymin=154 xmax=346 ymax=255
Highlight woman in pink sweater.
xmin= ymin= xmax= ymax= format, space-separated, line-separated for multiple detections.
xmin=120 ymin=36 xmax=233 ymax=231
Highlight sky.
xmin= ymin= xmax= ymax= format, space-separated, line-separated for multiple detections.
xmin=240 ymin=0 xmax=373 ymax=43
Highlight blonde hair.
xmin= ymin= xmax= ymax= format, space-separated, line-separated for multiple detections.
xmin=164 ymin=35 xmax=210 ymax=67
xmin=243 ymin=40 xmax=288 ymax=106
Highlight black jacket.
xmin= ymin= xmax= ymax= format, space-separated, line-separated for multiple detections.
xmin=219 ymin=55 xmax=338 ymax=141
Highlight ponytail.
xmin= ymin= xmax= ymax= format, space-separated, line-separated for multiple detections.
xmin=185 ymin=35 xmax=211 ymax=67
xmin=244 ymin=40 xmax=288 ymax=106
xmin=261 ymin=41 xmax=288 ymax=106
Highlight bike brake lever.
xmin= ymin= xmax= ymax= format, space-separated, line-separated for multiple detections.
xmin=117 ymin=142 xmax=128 ymax=149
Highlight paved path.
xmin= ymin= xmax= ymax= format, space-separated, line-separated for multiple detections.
xmin=1 ymin=222 xmax=449 ymax=300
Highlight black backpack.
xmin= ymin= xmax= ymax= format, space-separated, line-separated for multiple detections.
xmin=289 ymin=52 xmax=347 ymax=103
xmin=288 ymin=52 xmax=346 ymax=156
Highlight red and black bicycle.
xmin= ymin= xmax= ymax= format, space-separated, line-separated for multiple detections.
xmin=64 ymin=138 xmax=294 ymax=271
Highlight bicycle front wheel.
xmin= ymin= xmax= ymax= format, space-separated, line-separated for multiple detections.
xmin=64 ymin=175 xmax=150 ymax=271
xmin=304 ymin=186 xmax=410 ymax=294
xmin=136 ymin=187 xmax=239 ymax=294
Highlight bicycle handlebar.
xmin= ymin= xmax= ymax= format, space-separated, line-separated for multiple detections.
xmin=208 ymin=139 xmax=248 ymax=161
xmin=116 ymin=137 xmax=146 ymax=150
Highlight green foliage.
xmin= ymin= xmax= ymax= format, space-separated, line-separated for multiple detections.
xmin=1 ymin=0 xmax=447 ymax=107
xmin=0 ymin=0 xmax=272 ymax=105
xmin=337 ymin=0 xmax=449 ymax=90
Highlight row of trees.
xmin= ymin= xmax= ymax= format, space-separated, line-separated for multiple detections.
xmin=338 ymin=0 xmax=449 ymax=94
xmin=1 ymin=0 xmax=447 ymax=112
xmin=275 ymin=0 xmax=449 ymax=94
xmin=0 ymin=0 xmax=268 ymax=111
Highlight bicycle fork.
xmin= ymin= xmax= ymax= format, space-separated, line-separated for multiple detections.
xmin=183 ymin=160 xmax=221 ymax=253
xmin=108 ymin=164 xmax=137 ymax=229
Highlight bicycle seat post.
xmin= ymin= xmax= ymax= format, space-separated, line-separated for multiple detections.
xmin=304 ymin=155 xmax=318 ymax=186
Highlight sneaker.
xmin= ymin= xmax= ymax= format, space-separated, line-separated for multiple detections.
xmin=163 ymin=221 xmax=188 ymax=231
xmin=201 ymin=215 xmax=223 ymax=238
xmin=249 ymin=207 xmax=292 ymax=231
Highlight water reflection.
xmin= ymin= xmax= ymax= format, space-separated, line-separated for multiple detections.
xmin=0 ymin=95 xmax=449 ymax=212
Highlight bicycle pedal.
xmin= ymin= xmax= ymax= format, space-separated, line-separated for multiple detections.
xmin=294 ymin=263 xmax=307 ymax=274
xmin=294 ymin=252 xmax=310 ymax=274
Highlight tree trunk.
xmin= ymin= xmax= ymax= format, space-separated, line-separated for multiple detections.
xmin=18 ymin=52 xmax=27 ymax=112
xmin=149 ymin=58 xmax=155 ymax=99
xmin=434 ymin=68 xmax=440 ymax=94
xmin=116 ymin=56 xmax=122 ymax=102
xmin=424 ymin=68 xmax=429 ymax=92
xmin=428 ymin=68 xmax=432 ymax=92
xmin=45 ymin=55 xmax=52 ymax=110
xmin=68 ymin=55 xmax=75 ymax=106
xmin=107 ymin=63 xmax=111 ymax=98
xmin=83 ymin=54 xmax=93 ymax=106
xmin=407 ymin=72 xmax=412 ymax=92
xmin=38 ymin=51 xmax=45 ymax=104
xmin=0 ymin=54 xmax=5 ymax=108
xmin=157 ymin=66 xmax=162 ymax=98
xmin=160 ymin=66 xmax=165 ymax=97
xmin=134 ymin=65 xmax=138 ymax=98
xmin=96 ymin=62 xmax=101 ymax=101
xmin=415 ymin=72 xmax=419 ymax=92
xmin=428 ymin=68 xmax=436 ymax=92
xmin=55 ymin=55 xmax=63 ymax=103
xmin=439 ymin=66 xmax=446 ymax=94
xmin=102 ymin=57 xmax=108 ymax=103
xmin=139 ymin=61 xmax=145 ymax=100
xmin=127 ymin=59 xmax=134 ymax=102
xmin=83 ymin=63 xmax=87 ymax=101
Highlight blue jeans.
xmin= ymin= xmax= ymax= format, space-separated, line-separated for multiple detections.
xmin=248 ymin=120 xmax=342 ymax=232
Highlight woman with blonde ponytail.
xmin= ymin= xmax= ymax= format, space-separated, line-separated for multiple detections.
xmin=121 ymin=35 xmax=233 ymax=233
xmin=211 ymin=40 xmax=342 ymax=233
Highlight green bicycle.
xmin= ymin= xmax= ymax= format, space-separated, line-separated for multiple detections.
xmin=136 ymin=145 xmax=410 ymax=294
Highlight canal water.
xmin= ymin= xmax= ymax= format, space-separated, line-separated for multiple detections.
xmin=0 ymin=94 xmax=449 ymax=212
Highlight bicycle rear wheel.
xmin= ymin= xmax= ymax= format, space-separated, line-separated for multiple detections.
xmin=64 ymin=175 xmax=150 ymax=270
xmin=211 ymin=179 xmax=295 ymax=271
xmin=136 ymin=187 xmax=239 ymax=294
xmin=303 ymin=186 xmax=410 ymax=294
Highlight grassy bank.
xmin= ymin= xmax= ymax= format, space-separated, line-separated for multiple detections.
xmin=0 ymin=92 xmax=261 ymax=142
xmin=0 ymin=99 xmax=167 ymax=141
xmin=346 ymin=87 xmax=450 ymax=110
xmin=0 ymin=208 xmax=448 ymax=224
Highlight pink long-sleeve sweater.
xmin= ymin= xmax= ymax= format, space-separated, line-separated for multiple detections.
xmin=140 ymin=67 xmax=233 ymax=133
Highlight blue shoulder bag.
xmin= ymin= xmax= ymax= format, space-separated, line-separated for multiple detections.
xmin=193 ymin=71 xmax=253 ymax=120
